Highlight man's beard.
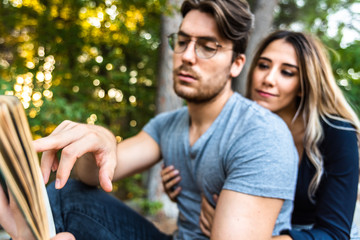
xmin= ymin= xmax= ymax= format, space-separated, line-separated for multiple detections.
xmin=173 ymin=65 xmax=228 ymax=104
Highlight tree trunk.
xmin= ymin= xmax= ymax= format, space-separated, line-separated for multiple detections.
xmin=233 ymin=0 xmax=279 ymax=95
xmin=146 ymin=0 xmax=183 ymax=218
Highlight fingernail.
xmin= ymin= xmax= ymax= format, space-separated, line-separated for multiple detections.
xmin=55 ymin=179 xmax=61 ymax=189
xmin=107 ymin=181 xmax=113 ymax=192
xmin=104 ymin=177 xmax=113 ymax=192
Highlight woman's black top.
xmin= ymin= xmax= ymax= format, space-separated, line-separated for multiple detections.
xmin=286 ymin=118 xmax=359 ymax=239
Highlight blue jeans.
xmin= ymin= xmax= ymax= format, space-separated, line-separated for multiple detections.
xmin=47 ymin=179 xmax=173 ymax=240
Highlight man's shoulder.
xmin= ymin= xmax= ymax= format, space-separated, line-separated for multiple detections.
xmin=145 ymin=106 xmax=188 ymax=133
xmin=231 ymin=93 xmax=280 ymax=118
xmin=153 ymin=106 xmax=188 ymax=121
xmin=143 ymin=107 xmax=188 ymax=143
xmin=216 ymin=94 xmax=296 ymax=164
xmin=229 ymin=93 xmax=289 ymax=134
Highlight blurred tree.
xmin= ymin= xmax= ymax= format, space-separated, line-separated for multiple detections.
xmin=145 ymin=0 xmax=183 ymax=217
xmin=234 ymin=0 xmax=278 ymax=95
xmin=0 ymin=0 xmax=165 ymax=204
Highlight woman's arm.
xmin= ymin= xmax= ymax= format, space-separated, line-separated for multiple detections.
xmin=286 ymin=122 xmax=359 ymax=239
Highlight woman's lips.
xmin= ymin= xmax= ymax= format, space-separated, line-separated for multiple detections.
xmin=256 ymin=89 xmax=279 ymax=97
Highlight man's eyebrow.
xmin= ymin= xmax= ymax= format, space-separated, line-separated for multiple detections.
xmin=259 ymin=56 xmax=299 ymax=69
xmin=178 ymin=31 xmax=218 ymax=42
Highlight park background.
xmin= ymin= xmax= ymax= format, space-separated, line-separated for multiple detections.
xmin=0 ymin=0 xmax=360 ymax=229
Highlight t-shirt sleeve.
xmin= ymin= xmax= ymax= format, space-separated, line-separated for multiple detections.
xmin=222 ymin=118 xmax=298 ymax=200
xmin=143 ymin=111 xmax=171 ymax=144
xmin=285 ymin=122 xmax=359 ymax=239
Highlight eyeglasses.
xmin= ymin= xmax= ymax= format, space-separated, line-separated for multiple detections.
xmin=168 ymin=33 xmax=230 ymax=59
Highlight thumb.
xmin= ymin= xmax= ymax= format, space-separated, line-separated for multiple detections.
xmin=51 ymin=232 xmax=75 ymax=240
xmin=99 ymin=169 xmax=113 ymax=192
xmin=98 ymin=159 xmax=115 ymax=192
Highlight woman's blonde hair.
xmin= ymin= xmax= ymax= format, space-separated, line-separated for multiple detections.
xmin=246 ymin=30 xmax=360 ymax=200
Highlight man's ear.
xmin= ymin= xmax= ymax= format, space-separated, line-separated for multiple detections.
xmin=230 ymin=54 xmax=246 ymax=78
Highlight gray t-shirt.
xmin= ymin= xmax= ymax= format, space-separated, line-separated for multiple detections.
xmin=143 ymin=92 xmax=298 ymax=239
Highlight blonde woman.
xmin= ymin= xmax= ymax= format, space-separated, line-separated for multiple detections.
xmin=162 ymin=30 xmax=360 ymax=239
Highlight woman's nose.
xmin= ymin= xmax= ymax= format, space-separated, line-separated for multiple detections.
xmin=263 ymin=69 xmax=276 ymax=87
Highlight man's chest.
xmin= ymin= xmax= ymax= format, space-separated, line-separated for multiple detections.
xmin=162 ymin=139 xmax=226 ymax=198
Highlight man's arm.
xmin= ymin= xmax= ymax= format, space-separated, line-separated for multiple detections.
xmin=211 ymin=189 xmax=283 ymax=240
xmin=34 ymin=120 xmax=161 ymax=192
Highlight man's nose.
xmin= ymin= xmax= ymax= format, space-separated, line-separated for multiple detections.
xmin=181 ymin=41 xmax=197 ymax=64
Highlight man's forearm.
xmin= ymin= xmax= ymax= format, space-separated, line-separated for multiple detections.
xmin=74 ymin=153 xmax=100 ymax=186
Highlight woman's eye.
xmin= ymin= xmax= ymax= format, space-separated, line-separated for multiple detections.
xmin=282 ymin=70 xmax=295 ymax=77
xmin=258 ymin=62 xmax=269 ymax=69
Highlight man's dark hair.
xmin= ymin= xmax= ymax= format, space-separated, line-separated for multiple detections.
xmin=181 ymin=0 xmax=253 ymax=55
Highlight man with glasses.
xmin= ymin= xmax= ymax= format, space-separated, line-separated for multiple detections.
xmin=0 ymin=0 xmax=298 ymax=239
xmin=168 ymin=32 xmax=233 ymax=59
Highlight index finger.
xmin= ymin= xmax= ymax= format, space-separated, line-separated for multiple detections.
xmin=32 ymin=120 xmax=79 ymax=153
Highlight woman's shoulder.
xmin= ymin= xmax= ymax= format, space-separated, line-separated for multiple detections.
xmin=320 ymin=116 xmax=358 ymax=166
xmin=321 ymin=116 xmax=357 ymax=136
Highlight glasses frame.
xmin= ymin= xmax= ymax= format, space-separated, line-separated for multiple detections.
xmin=167 ymin=32 xmax=227 ymax=59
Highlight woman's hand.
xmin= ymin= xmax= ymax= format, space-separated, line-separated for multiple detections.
xmin=0 ymin=186 xmax=75 ymax=240
xmin=199 ymin=194 xmax=218 ymax=237
xmin=160 ymin=165 xmax=182 ymax=202
xmin=0 ymin=185 xmax=36 ymax=240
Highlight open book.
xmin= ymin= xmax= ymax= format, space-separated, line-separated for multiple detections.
xmin=0 ymin=95 xmax=56 ymax=240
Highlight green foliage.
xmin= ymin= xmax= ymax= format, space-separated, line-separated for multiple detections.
xmin=273 ymin=0 xmax=360 ymax=116
xmin=0 ymin=0 xmax=164 ymax=204
xmin=0 ymin=0 xmax=162 ymax=136
xmin=138 ymin=199 xmax=163 ymax=215
xmin=331 ymin=40 xmax=360 ymax=114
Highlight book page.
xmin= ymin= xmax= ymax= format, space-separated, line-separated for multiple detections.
xmin=0 ymin=95 xmax=56 ymax=240
xmin=11 ymin=97 xmax=56 ymax=238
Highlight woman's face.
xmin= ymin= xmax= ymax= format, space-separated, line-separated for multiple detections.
xmin=250 ymin=39 xmax=301 ymax=118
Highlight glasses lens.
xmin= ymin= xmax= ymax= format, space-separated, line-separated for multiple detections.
xmin=196 ymin=39 xmax=218 ymax=59
xmin=167 ymin=33 xmax=220 ymax=59
xmin=168 ymin=33 xmax=188 ymax=53
xmin=168 ymin=33 xmax=176 ymax=50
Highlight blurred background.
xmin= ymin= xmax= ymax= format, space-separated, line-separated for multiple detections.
xmin=0 ymin=0 xmax=359 ymax=220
